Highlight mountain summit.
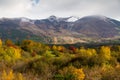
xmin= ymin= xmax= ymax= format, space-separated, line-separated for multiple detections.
xmin=0 ymin=15 xmax=120 ymax=44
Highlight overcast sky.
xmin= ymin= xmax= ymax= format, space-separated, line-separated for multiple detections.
xmin=0 ymin=0 xmax=120 ymax=20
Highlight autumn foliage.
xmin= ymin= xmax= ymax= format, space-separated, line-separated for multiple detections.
xmin=0 ymin=39 xmax=120 ymax=80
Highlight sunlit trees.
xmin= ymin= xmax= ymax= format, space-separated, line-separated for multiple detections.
xmin=0 ymin=46 xmax=21 ymax=63
xmin=55 ymin=66 xmax=85 ymax=80
xmin=52 ymin=45 xmax=57 ymax=51
xmin=21 ymin=40 xmax=35 ymax=52
xmin=2 ymin=70 xmax=14 ymax=80
xmin=96 ymin=46 xmax=112 ymax=65
xmin=100 ymin=46 xmax=111 ymax=60
xmin=57 ymin=46 xmax=64 ymax=52
xmin=21 ymin=40 xmax=49 ymax=56
xmin=0 ymin=39 xmax=120 ymax=80
xmin=79 ymin=47 xmax=97 ymax=57
xmin=0 ymin=39 xmax=2 ymax=46
xmin=6 ymin=47 xmax=21 ymax=59
xmin=1 ymin=69 xmax=24 ymax=80
xmin=73 ymin=68 xmax=85 ymax=80
xmin=17 ymin=73 xmax=25 ymax=80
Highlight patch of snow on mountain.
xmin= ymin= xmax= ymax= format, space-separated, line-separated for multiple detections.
xmin=21 ymin=18 xmax=30 ymax=22
xmin=67 ymin=16 xmax=79 ymax=22
xmin=21 ymin=18 xmax=34 ymax=24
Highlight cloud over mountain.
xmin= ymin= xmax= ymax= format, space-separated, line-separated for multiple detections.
xmin=0 ymin=0 xmax=120 ymax=20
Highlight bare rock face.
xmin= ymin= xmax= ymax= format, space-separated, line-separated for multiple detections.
xmin=0 ymin=15 xmax=120 ymax=44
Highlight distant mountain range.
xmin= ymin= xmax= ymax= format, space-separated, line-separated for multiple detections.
xmin=0 ymin=15 xmax=120 ymax=44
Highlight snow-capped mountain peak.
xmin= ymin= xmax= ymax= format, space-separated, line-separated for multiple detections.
xmin=67 ymin=16 xmax=79 ymax=22
xmin=48 ymin=15 xmax=79 ymax=22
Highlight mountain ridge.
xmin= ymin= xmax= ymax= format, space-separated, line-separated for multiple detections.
xmin=0 ymin=15 xmax=120 ymax=44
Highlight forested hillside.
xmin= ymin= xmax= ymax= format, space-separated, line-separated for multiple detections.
xmin=0 ymin=39 xmax=120 ymax=80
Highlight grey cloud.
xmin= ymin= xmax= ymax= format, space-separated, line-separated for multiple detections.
xmin=0 ymin=0 xmax=18 ymax=8
xmin=37 ymin=0 xmax=119 ymax=14
xmin=0 ymin=0 xmax=119 ymax=20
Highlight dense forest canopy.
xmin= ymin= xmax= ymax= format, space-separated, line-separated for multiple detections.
xmin=0 ymin=39 xmax=120 ymax=80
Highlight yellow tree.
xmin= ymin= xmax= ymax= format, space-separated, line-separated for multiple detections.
xmin=73 ymin=68 xmax=85 ymax=80
xmin=2 ymin=70 xmax=14 ymax=80
xmin=79 ymin=47 xmax=96 ymax=57
xmin=0 ymin=39 xmax=2 ymax=46
xmin=1 ymin=70 xmax=25 ymax=80
xmin=100 ymin=46 xmax=111 ymax=60
xmin=52 ymin=45 xmax=57 ymax=50
xmin=17 ymin=73 xmax=25 ymax=80
xmin=58 ymin=66 xmax=85 ymax=80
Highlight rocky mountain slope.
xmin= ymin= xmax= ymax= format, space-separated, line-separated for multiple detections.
xmin=0 ymin=15 xmax=120 ymax=44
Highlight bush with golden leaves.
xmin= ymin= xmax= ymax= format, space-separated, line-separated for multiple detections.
xmin=1 ymin=69 xmax=24 ymax=80
xmin=54 ymin=66 xmax=85 ymax=80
